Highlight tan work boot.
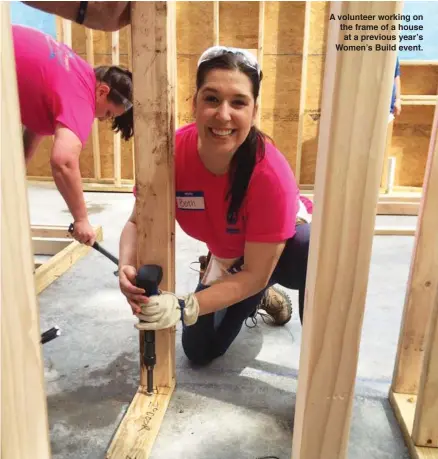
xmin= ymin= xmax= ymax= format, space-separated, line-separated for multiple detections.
xmin=198 ymin=253 xmax=210 ymax=284
xmin=258 ymin=286 xmax=293 ymax=325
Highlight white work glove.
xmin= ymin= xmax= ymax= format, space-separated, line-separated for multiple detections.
xmin=135 ymin=292 xmax=199 ymax=331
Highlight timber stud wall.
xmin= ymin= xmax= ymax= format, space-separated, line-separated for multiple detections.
xmin=4 ymin=2 xmax=438 ymax=459
xmin=26 ymin=2 xmax=437 ymax=194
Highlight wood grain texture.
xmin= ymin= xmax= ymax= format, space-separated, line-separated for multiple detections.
xmin=291 ymin=2 xmax=402 ymax=458
xmin=131 ymin=1 xmax=176 ymax=390
xmin=392 ymin=96 xmax=438 ymax=396
xmin=1 ymin=4 xmax=51 ymax=457
xmin=106 ymin=384 xmax=175 ymax=459
xmin=412 ymin=281 xmax=438 ymax=446
xmin=34 ymin=226 xmax=103 ymax=295
xmin=389 ymin=392 xmax=438 ymax=459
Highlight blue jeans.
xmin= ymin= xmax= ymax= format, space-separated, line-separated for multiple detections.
xmin=182 ymin=223 xmax=310 ymax=365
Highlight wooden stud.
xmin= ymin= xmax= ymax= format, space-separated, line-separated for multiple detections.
xmin=85 ymin=27 xmax=101 ymax=180
xmin=1 ymin=3 xmax=51 ymax=457
xmin=106 ymin=2 xmax=176 ymax=456
xmin=291 ymin=2 xmax=402 ymax=458
xmin=213 ymin=1 xmax=219 ymax=45
xmin=131 ymin=0 xmax=176 ymax=390
xmin=31 ymin=225 xmax=72 ymax=238
xmin=374 ymin=227 xmax=416 ymax=236
xmin=300 ymin=188 xmax=421 ymax=216
xmin=256 ymin=1 xmax=265 ymax=127
xmin=392 ymin=93 xmax=438 ymax=395
xmin=55 ymin=16 xmax=63 ymax=42
xmin=112 ymin=30 xmax=122 ymax=187
xmin=61 ymin=18 xmax=72 ymax=47
xmin=402 ymin=95 xmax=437 ymax=106
xmin=380 ymin=114 xmax=395 ymax=191
xmin=389 ymin=392 xmax=438 ymax=459
xmin=412 ymin=283 xmax=438 ymax=447
xmin=295 ymin=1 xmax=311 ymax=185
xmin=386 ymin=156 xmax=397 ymax=194
xmin=106 ymin=386 xmax=174 ymax=458
xmin=27 ymin=177 xmax=135 ymax=193
xmin=377 ymin=201 xmax=420 ymax=216
xmin=34 ymin=226 xmax=103 ymax=295
xmin=32 ymin=237 xmax=71 ymax=256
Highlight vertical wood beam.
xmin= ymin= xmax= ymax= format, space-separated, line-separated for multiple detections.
xmin=380 ymin=115 xmax=395 ymax=192
xmin=85 ymin=28 xmax=101 ymax=180
xmin=127 ymin=26 xmax=135 ymax=183
xmin=256 ymin=1 xmax=265 ymax=127
xmin=392 ymin=89 xmax=438 ymax=396
xmin=412 ymin=282 xmax=438 ymax=447
xmin=131 ymin=1 xmax=176 ymax=389
xmin=291 ymin=2 xmax=402 ymax=458
xmin=55 ymin=16 xmax=63 ymax=42
xmin=213 ymin=1 xmax=219 ymax=45
xmin=1 ymin=3 xmax=51 ymax=458
xmin=61 ymin=18 xmax=72 ymax=47
xmin=295 ymin=1 xmax=311 ymax=184
xmin=392 ymin=89 xmax=438 ymax=398
xmin=112 ymin=30 xmax=122 ymax=187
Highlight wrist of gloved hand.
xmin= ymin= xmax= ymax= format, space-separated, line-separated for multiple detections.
xmin=179 ymin=293 xmax=199 ymax=326
xmin=135 ymin=291 xmax=199 ymax=331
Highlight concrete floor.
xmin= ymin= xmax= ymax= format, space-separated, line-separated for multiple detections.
xmin=29 ymin=183 xmax=416 ymax=459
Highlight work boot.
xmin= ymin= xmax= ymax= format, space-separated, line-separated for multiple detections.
xmin=198 ymin=253 xmax=211 ymax=284
xmin=258 ymin=286 xmax=293 ymax=325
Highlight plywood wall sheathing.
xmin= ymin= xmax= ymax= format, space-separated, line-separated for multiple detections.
xmin=392 ymin=105 xmax=435 ymax=187
xmin=400 ymin=62 xmax=438 ymax=96
xmin=262 ymin=2 xmax=306 ymax=173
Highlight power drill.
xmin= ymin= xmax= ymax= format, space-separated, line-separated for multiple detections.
xmin=136 ymin=264 xmax=163 ymax=395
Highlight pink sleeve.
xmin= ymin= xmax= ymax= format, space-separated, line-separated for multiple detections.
xmin=55 ymin=96 xmax=94 ymax=145
xmin=245 ymin=164 xmax=299 ymax=243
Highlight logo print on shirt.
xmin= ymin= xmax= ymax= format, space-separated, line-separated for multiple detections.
xmin=46 ymin=36 xmax=74 ymax=71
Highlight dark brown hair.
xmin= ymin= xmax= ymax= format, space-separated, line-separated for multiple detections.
xmin=196 ymin=52 xmax=267 ymax=224
xmin=94 ymin=66 xmax=133 ymax=141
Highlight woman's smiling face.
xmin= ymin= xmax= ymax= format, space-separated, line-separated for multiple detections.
xmin=194 ymin=68 xmax=257 ymax=160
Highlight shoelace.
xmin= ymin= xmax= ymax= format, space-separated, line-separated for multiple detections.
xmin=245 ymin=288 xmax=292 ymax=329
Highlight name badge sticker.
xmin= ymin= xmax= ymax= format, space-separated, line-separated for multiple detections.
xmin=176 ymin=191 xmax=205 ymax=211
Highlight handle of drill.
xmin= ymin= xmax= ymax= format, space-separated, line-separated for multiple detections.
xmin=135 ymin=265 xmax=163 ymax=394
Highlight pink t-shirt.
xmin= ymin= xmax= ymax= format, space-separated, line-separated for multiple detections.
xmin=175 ymin=123 xmax=300 ymax=258
xmin=12 ymin=25 xmax=96 ymax=144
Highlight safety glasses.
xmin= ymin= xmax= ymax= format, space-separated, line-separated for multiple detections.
xmin=109 ymin=86 xmax=133 ymax=112
xmin=197 ymin=46 xmax=261 ymax=76
xmin=102 ymin=67 xmax=133 ymax=112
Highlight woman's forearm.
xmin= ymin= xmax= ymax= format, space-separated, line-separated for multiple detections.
xmin=119 ymin=220 xmax=137 ymax=268
xmin=51 ymin=161 xmax=88 ymax=222
xmin=194 ymin=271 xmax=265 ymax=316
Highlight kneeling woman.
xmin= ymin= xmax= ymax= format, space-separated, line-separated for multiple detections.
xmin=118 ymin=46 xmax=311 ymax=365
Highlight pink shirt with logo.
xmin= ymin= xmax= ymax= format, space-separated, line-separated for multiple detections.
xmin=12 ymin=25 xmax=96 ymax=144
xmin=175 ymin=123 xmax=300 ymax=258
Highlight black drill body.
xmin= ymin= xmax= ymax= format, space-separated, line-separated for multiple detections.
xmin=136 ymin=264 xmax=163 ymax=394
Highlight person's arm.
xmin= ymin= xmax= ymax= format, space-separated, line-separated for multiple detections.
xmin=195 ymin=241 xmax=286 ymax=315
xmin=22 ymin=128 xmax=43 ymax=164
xmin=130 ymin=240 xmax=286 ymax=330
xmin=50 ymin=125 xmax=96 ymax=245
xmin=22 ymin=2 xmax=131 ymax=32
xmin=118 ymin=203 xmax=150 ymax=312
